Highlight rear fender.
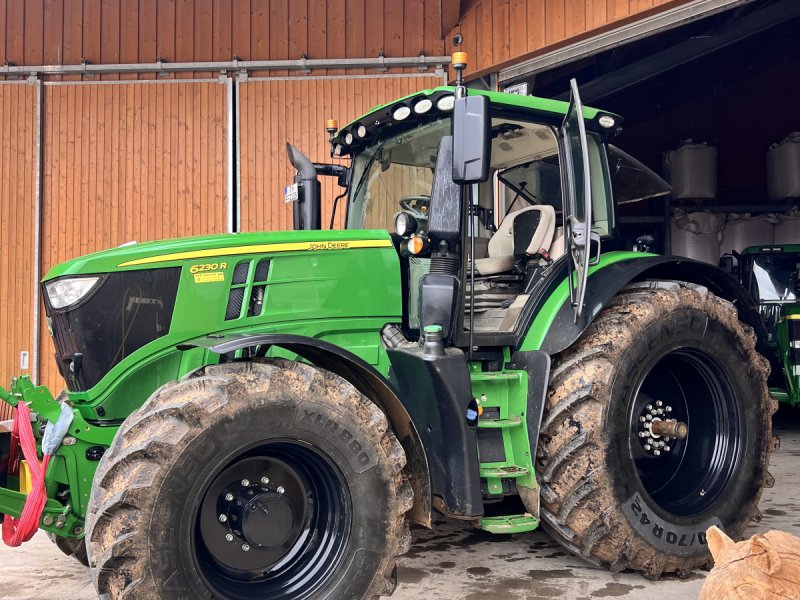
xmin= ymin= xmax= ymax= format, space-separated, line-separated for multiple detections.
xmin=538 ymin=256 xmax=769 ymax=358
xmin=191 ymin=333 xmax=433 ymax=527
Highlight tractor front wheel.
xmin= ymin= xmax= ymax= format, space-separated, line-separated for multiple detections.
xmin=537 ymin=280 xmax=776 ymax=577
xmin=85 ymin=360 xmax=412 ymax=599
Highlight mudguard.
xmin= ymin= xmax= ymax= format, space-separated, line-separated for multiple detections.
xmin=538 ymin=255 xmax=769 ymax=358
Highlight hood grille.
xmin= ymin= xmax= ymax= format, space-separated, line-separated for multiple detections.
xmin=224 ymin=259 xmax=271 ymax=321
xmin=46 ymin=268 xmax=180 ymax=391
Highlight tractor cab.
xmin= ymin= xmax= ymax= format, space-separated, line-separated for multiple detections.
xmin=325 ymin=79 xmax=669 ymax=348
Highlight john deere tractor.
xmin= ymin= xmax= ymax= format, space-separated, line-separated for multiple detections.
xmin=728 ymin=244 xmax=799 ymax=406
xmin=0 ymin=57 xmax=776 ymax=600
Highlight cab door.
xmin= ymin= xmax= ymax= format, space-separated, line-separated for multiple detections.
xmin=561 ymin=79 xmax=593 ymax=320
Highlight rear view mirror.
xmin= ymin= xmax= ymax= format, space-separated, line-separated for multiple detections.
xmin=452 ymin=95 xmax=491 ymax=184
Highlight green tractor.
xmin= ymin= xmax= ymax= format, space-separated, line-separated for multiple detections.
xmin=0 ymin=61 xmax=776 ymax=599
xmin=727 ymin=244 xmax=800 ymax=406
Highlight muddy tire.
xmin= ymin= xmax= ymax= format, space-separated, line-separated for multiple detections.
xmin=47 ymin=533 xmax=89 ymax=567
xmin=537 ymin=280 xmax=776 ymax=577
xmin=85 ymin=360 xmax=412 ymax=599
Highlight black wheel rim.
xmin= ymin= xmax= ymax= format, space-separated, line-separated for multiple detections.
xmin=628 ymin=348 xmax=742 ymax=517
xmin=193 ymin=440 xmax=352 ymax=600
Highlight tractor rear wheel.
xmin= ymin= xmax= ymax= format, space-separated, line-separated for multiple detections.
xmin=85 ymin=360 xmax=412 ymax=599
xmin=537 ymin=280 xmax=776 ymax=577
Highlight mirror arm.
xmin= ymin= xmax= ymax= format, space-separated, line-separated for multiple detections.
xmin=313 ymin=163 xmax=351 ymax=188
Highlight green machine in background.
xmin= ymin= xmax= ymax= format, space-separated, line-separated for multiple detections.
xmin=0 ymin=55 xmax=779 ymax=600
xmin=731 ymin=245 xmax=800 ymax=405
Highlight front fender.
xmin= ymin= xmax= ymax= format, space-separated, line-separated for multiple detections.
xmin=523 ymin=255 xmax=768 ymax=358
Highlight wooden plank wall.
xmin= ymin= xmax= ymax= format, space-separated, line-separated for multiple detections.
xmin=447 ymin=0 xmax=690 ymax=76
xmin=0 ymin=83 xmax=35 ymax=420
xmin=0 ymin=0 xmax=446 ymax=78
xmin=38 ymin=80 xmax=229 ymax=390
xmin=238 ymin=74 xmax=443 ymax=232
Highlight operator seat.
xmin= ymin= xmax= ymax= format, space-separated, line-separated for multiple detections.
xmin=474 ymin=205 xmax=556 ymax=276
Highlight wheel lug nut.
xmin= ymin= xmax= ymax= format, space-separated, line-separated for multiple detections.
xmin=225 ymin=493 xmax=234 ymax=502
xmin=657 ymin=408 xmax=664 ymax=415
xmin=646 ymin=404 xmax=653 ymax=411
xmin=639 ymin=416 xmax=646 ymax=423
xmin=218 ymin=514 xmax=227 ymax=523
xmin=666 ymin=406 xmax=672 ymax=412
xmin=653 ymin=450 xmax=661 ymax=456
xmin=225 ymin=533 xmax=234 ymax=542
xmin=646 ymin=414 xmax=653 ymax=421
xmin=242 ymin=544 xmax=250 ymax=552
xmin=656 ymin=400 xmax=663 ymax=407
xmin=644 ymin=444 xmax=651 ymax=451
xmin=664 ymin=446 xmax=671 ymax=452
xmin=241 ymin=479 xmax=250 ymax=487
xmin=261 ymin=476 xmax=270 ymax=485
xmin=277 ymin=486 xmax=285 ymax=495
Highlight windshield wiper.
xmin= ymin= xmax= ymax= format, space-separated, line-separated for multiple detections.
xmin=349 ymin=140 xmax=387 ymax=206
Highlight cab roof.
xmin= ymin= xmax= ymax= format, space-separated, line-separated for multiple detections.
xmin=331 ymin=85 xmax=622 ymax=157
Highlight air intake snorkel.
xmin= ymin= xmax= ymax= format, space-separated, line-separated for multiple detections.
xmin=286 ymin=143 xmax=322 ymax=231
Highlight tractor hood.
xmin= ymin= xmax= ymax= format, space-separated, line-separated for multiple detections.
xmin=41 ymin=228 xmax=402 ymax=397
xmin=43 ymin=229 xmax=395 ymax=280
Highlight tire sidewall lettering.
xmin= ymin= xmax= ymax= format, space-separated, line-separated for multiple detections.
xmin=622 ymin=491 xmax=718 ymax=556
xmin=294 ymin=402 xmax=378 ymax=474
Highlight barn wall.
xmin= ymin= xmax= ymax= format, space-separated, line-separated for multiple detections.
xmin=238 ymin=74 xmax=443 ymax=233
xmin=38 ymin=79 xmax=229 ymax=390
xmin=0 ymin=82 xmax=35 ymax=419
xmin=0 ymin=0 xmax=446 ymax=78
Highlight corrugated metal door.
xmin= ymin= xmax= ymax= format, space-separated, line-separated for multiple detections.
xmin=237 ymin=74 xmax=444 ymax=231
xmin=0 ymin=82 xmax=36 ymax=420
xmin=39 ymin=79 xmax=231 ymax=390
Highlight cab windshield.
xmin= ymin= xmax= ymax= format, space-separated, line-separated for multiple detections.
xmin=745 ymin=253 xmax=800 ymax=302
xmin=346 ymin=119 xmax=450 ymax=231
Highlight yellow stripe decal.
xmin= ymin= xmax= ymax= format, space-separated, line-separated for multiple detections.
xmin=118 ymin=239 xmax=394 ymax=267
xmin=786 ymin=314 xmax=800 ymax=320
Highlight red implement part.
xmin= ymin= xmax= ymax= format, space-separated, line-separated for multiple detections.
xmin=2 ymin=402 xmax=51 ymax=546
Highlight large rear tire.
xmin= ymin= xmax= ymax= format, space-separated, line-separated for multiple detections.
xmin=537 ymin=280 xmax=776 ymax=577
xmin=86 ymin=360 xmax=412 ymax=599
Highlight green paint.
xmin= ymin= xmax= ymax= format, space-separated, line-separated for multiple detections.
xmin=480 ymin=514 xmax=540 ymax=534
xmin=777 ymin=309 xmax=800 ymax=406
xmin=472 ymin=368 xmax=536 ymax=498
xmin=519 ymin=251 xmax=654 ymax=351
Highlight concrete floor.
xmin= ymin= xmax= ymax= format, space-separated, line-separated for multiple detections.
xmin=2 ymin=408 xmax=800 ymax=600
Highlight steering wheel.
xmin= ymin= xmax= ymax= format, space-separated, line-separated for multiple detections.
xmin=399 ymin=196 xmax=430 ymax=221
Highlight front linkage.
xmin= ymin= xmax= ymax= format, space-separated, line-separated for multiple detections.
xmin=0 ymin=376 xmax=113 ymax=541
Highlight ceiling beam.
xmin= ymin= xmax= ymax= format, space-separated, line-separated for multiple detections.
xmin=556 ymin=0 xmax=800 ymax=101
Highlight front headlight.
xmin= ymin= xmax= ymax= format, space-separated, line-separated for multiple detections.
xmin=45 ymin=276 xmax=101 ymax=309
